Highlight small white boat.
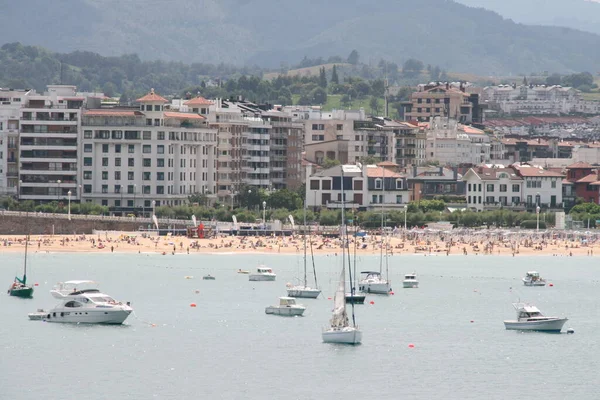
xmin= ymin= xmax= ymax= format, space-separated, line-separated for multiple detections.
xmin=265 ymin=297 xmax=306 ymax=316
xmin=28 ymin=309 xmax=47 ymax=320
xmin=359 ymin=271 xmax=391 ymax=294
xmin=43 ymin=280 xmax=132 ymax=324
xmin=403 ymin=273 xmax=419 ymax=288
xmin=237 ymin=269 xmax=250 ymax=274
xmin=522 ymin=271 xmax=546 ymax=286
xmin=249 ymin=266 xmax=276 ymax=281
xmin=504 ymin=303 xmax=567 ymax=332
xmin=286 ymin=283 xmax=320 ymax=299
xmin=203 ymin=275 xmax=215 ymax=280
xmin=322 ymin=326 xmax=363 ymax=344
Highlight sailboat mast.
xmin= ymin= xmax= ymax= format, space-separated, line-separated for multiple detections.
xmin=24 ymin=234 xmax=28 ymax=279
xmin=341 ymin=167 xmax=357 ymax=327
xmin=303 ymin=200 xmax=308 ymax=288
xmin=380 ymin=166 xmax=384 ymax=274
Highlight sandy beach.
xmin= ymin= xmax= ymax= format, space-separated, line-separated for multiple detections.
xmin=0 ymin=230 xmax=598 ymax=257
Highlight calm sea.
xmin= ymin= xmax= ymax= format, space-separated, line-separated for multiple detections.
xmin=0 ymin=251 xmax=597 ymax=400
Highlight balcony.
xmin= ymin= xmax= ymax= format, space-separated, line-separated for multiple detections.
xmin=21 ymin=116 xmax=78 ymax=122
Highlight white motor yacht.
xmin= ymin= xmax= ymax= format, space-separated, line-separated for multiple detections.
xmin=249 ymin=266 xmax=276 ymax=281
xmin=38 ymin=280 xmax=132 ymax=324
xmin=504 ymin=303 xmax=567 ymax=332
xmin=359 ymin=271 xmax=391 ymax=294
xmin=403 ymin=273 xmax=419 ymax=288
xmin=522 ymin=271 xmax=546 ymax=286
xmin=286 ymin=283 xmax=320 ymax=299
xmin=265 ymin=297 xmax=306 ymax=316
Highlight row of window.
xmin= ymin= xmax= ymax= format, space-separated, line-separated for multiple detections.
xmin=309 ymin=179 xmax=403 ymax=191
xmin=468 ymin=183 xmax=520 ymax=193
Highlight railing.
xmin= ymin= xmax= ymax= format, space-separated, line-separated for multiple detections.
xmin=21 ymin=117 xmax=78 ymax=122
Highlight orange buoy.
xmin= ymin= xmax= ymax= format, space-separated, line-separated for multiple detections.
xmin=190 ymin=303 xmax=197 ymax=307
xmin=408 ymin=343 xmax=415 ymax=348
xmin=369 ymin=301 xmax=375 ymax=305
xmin=151 ymin=324 xmax=157 ymax=327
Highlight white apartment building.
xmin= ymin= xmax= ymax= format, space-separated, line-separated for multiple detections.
xmin=463 ymin=164 xmax=563 ymax=211
xmin=0 ymin=88 xmax=29 ymax=196
xmin=19 ymin=85 xmax=83 ymax=202
xmin=426 ymin=118 xmax=490 ymax=166
xmin=80 ymin=89 xmax=217 ymax=214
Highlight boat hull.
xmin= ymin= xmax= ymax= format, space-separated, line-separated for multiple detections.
xmin=203 ymin=276 xmax=216 ymax=280
xmin=523 ymin=281 xmax=546 ymax=287
xmin=359 ymin=282 xmax=390 ymax=294
xmin=403 ymin=280 xmax=419 ymax=288
xmin=322 ymin=327 xmax=362 ymax=344
xmin=8 ymin=287 xmax=34 ymax=298
xmin=287 ymin=288 xmax=320 ymax=298
xmin=504 ymin=318 xmax=568 ymax=332
xmin=249 ymin=274 xmax=276 ymax=281
xmin=345 ymin=293 xmax=366 ymax=304
xmin=265 ymin=306 xmax=305 ymax=316
xmin=44 ymin=308 xmax=132 ymax=324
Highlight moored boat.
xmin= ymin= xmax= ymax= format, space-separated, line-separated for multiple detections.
xmin=522 ymin=271 xmax=546 ymax=286
xmin=265 ymin=297 xmax=306 ymax=316
xmin=7 ymin=236 xmax=34 ymax=298
xmin=249 ymin=266 xmax=276 ymax=281
xmin=403 ymin=273 xmax=419 ymax=288
xmin=504 ymin=303 xmax=567 ymax=332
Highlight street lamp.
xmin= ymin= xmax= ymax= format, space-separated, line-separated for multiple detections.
xmin=133 ymin=184 xmax=137 ymax=215
xmin=152 ymin=200 xmax=156 ymax=218
xmin=313 ymin=190 xmax=317 ymax=213
xmin=120 ymin=185 xmax=124 ymax=215
xmin=262 ymin=200 xmax=267 ymax=233
xmin=247 ymin=189 xmax=252 ymax=210
xmin=57 ymin=180 xmax=61 ymax=201
xmin=404 ymin=204 xmax=408 ymax=230
xmin=230 ymin=191 xmax=236 ymax=210
xmin=536 ymin=205 xmax=541 ymax=232
xmin=67 ymin=190 xmax=72 ymax=220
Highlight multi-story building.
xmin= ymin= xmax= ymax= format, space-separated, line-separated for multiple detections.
xmin=19 ymin=85 xmax=83 ymax=202
xmin=425 ymin=118 xmax=491 ymax=166
xmin=408 ymin=166 xmax=464 ymax=202
xmin=80 ymin=89 xmax=217 ymax=214
xmin=393 ymin=121 xmax=426 ymax=168
xmin=463 ymin=164 xmax=563 ymax=211
xmin=404 ymin=83 xmax=483 ymax=124
xmin=0 ymin=88 xmax=29 ymax=196
xmin=305 ymin=163 xmax=409 ymax=211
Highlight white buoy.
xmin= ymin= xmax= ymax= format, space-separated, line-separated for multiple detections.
xmin=567 ymin=328 xmax=575 ymax=334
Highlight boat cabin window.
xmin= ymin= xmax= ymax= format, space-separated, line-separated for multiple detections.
xmin=64 ymin=301 xmax=82 ymax=308
xmin=91 ymin=296 xmax=115 ymax=303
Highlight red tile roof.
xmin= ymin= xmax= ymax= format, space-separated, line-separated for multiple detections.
xmin=513 ymin=166 xmax=564 ymax=177
xmin=576 ymin=173 xmax=599 ymax=183
xmin=184 ymin=96 xmax=213 ymax=106
xmin=470 ymin=167 xmax=522 ymax=181
xmin=567 ymin=161 xmax=593 ymax=169
xmin=163 ymin=112 xmax=205 ymax=120
xmin=83 ymin=109 xmax=142 ymax=117
xmin=366 ymin=167 xmax=403 ymax=178
xmin=377 ymin=161 xmax=398 ymax=167
xmin=136 ymin=89 xmax=167 ymax=103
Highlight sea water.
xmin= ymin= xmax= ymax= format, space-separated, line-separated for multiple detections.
xmin=0 ymin=252 xmax=597 ymax=399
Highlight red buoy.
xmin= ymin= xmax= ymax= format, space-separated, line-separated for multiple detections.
xmin=390 ymin=292 xmax=395 ymax=295
xmin=327 ymin=297 xmax=332 ymax=300
xmin=369 ymin=301 xmax=375 ymax=305
xmin=190 ymin=303 xmax=197 ymax=307
xmin=34 ymin=283 xmax=39 ymax=286
xmin=408 ymin=343 xmax=415 ymax=348
xmin=549 ymin=283 xmax=554 ymax=287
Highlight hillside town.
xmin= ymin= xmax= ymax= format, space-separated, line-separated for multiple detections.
xmin=3 ymin=81 xmax=600 ymax=223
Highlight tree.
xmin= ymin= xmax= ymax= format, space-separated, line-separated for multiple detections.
xmin=369 ymin=96 xmax=380 ymax=115
xmin=545 ymin=73 xmax=562 ymax=86
xmin=322 ymin=157 xmax=341 ymax=168
xmin=359 ymin=155 xmax=379 ymax=165
xmin=340 ymin=94 xmax=352 ymax=108
xmin=267 ymin=189 xmax=302 ymax=210
xmin=331 ymin=64 xmax=339 ymax=85
xmin=347 ymin=50 xmax=360 ymax=65
xmin=318 ymin=67 xmax=327 ymax=88
xmin=403 ymin=59 xmax=424 ymax=78
xmin=188 ymin=192 xmax=209 ymax=206
xmin=311 ymin=87 xmax=327 ymax=104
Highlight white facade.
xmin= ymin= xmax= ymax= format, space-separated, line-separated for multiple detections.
xmin=80 ymin=90 xmax=217 ymax=213
xmin=0 ymin=89 xmax=29 ymax=196
xmin=426 ymin=118 xmax=490 ymax=166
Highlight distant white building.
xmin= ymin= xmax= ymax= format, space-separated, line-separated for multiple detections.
xmin=425 ymin=117 xmax=490 ymax=166
xmin=0 ymin=88 xmax=30 ymax=196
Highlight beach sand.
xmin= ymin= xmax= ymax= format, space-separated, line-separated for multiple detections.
xmin=0 ymin=231 xmax=597 ymax=258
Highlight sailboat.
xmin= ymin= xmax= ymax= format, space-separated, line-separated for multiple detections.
xmin=359 ymin=166 xmax=391 ymax=295
xmin=287 ymin=202 xmax=321 ymax=298
xmin=322 ymin=167 xmax=362 ymax=345
xmin=7 ymin=236 xmax=34 ymax=298
xmin=345 ymin=215 xmax=365 ymax=305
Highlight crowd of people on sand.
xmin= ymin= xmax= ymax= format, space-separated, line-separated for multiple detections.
xmin=1 ymin=227 xmax=600 ymax=257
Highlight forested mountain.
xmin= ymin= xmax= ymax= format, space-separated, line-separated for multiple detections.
xmin=2 ymin=0 xmax=600 ymax=74
xmin=456 ymin=0 xmax=600 ymax=36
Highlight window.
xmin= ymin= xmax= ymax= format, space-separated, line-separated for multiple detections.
xmin=114 ymin=185 xmax=122 ymax=194
xmin=84 ymin=130 xmax=92 ymax=139
xmin=102 ymin=171 xmax=108 ymax=180
xmin=128 ymin=145 xmax=135 ymax=153
xmin=478 ymin=184 xmax=482 ymax=192
xmin=64 ymin=301 xmax=82 ymax=308
xmin=512 ymin=196 xmax=520 ymax=205
xmin=101 ymin=185 xmax=108 ymax=194
xmin=84 ymin=144 xmax=92 ymax=153
xmin=157 ymin=132 xmax=165 ymax=140
xmin=83 ymin=171 xmax=92 ymax=180
xmin=512 ymin=184 xmax=519 ymax=192
xmin=115 ymin=144 xmax=121 ymax=153
xmin=128 ymin=171 xmax=134 ymax=180
xmin=486 ymin=196 xmax=494 ymax=204
xmin=311 ymin=135 xmax=325 ymax=141
xmin=128 ymin=158 xmax=134 ymax=167
xmin=127 ymin=185 xmax=135 ymax=194
xmin=322 ymin=180 xmax=331 ymax=190
xmin=354 ymin=180 xmax=363 ymax=190
xmin=157 ymin=158 xmax=164 ymax=167
xmin=375 ymin=178 xmax=382 ymax=189
xmin=143 ymin=158 xmax=151 ymax=167
xmin=468 ymin=183 xmax=472 ymax=191
xmin=143 ymin=131 xmax=152 ymax=140
xmin=157 ymin=186 xmax=164 ymax=194
xmin=84 ymin=157 xmax=92 ymax=166
xmin=114 ymin=199 xmax=121 ymax=207
xmin=396 ymin=180 xmax=403 ymax=190
xmin=102 ymin=158 xmax=108 ymax=167
xmin=157 ymin=172 xmax=164 ymax=181
xmin=143 ymin=172 xmax=151 ymax=180
xmin=336 ymin=124 xmax=343 ymax=131
xmin=84 ymin=184 xmax=92 ymax=193
xmin=396 ymin=195 xmax=403 ymax=204
xmin=157 ymin=145 xmax=164 ymax=154
xmin=499 ymin=184 xmax=507 ymax=192
xmin=114 ymin=171 xmax=121 ymax=180
xmin=115 ymin=158 xmax=121 ymax=167
xmin=143 ymin=185 xmax=151 ymax=194
xmin=372 ymin=195 xmax=378 ymax=204
xmin=486 ymin=184 xmax=494 ymax=192
xmin=112 ymin=131 xmax=123 ymax=140
xmin=310 ymin=180 xmax=319 ymax=190
xmin=312 ymin=124 xmax=324 ymax=130
xmin=143 ymin=145 xmax=151 ymax=154
xmin=101 ymin=199 xmax=108 ymax=206
xmin=102 ymin=144 xmax=109 ymax=153
xmin=551 ymin=180 xmax=557 ymax=189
